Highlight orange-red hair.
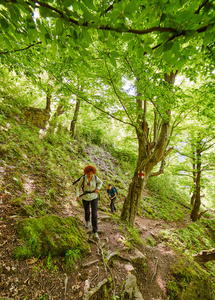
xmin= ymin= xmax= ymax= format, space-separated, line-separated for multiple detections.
xmin=84 ymin=165 xmax=97 ymax=174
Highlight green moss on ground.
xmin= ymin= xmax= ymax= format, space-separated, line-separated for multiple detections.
xmin=167 ymin=260 xmax=214 ymax=300
xmin=13 ymin=215 xmax=90 ymax=259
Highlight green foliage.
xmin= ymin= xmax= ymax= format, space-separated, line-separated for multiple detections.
xmin=140 ymin=174 xmax=190 ymax=221
xmin=12 ymin=215 xmax=90 ymax=259
xmin=126 ymin=226 xmax=143 ymax=245
xmin=146 ymin=236 xmax=156 ymax=247
xmin=159 ymin=220 xmax=215 ymax=254
xmin=65 ymin=249 xmax=82 ymax=271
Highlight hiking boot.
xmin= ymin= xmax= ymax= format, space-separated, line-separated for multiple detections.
xmin=86 ymin=221 xmax=90 ymax=229
xmin=94 ymin=232 xmax=99 ymax=240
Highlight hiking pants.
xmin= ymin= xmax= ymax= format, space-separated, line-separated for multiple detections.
xmin=82 ymin=198 xmax=98 ymax=233
xmin=110 ymin=197 xmax=117 ymax=212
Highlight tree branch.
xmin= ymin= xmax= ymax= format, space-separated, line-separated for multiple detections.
xmin=67 ymin=86 xmax=135 ymax=127
xmin=0 ymin=42 xmax=42 ymax=55
xmin=195 ymin=0 xmax=210 ymax=14
xmin=149 ymin=147 xmax=173 ymax=177
xmin=105 ymin=60 xmax=134 ymax=125
xmin=102 ymin=0 xmax=122 ymax=15
xmin=23 ymin=0 xmax=215 ymax=37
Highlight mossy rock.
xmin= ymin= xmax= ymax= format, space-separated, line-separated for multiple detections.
xmin=13 ymin=215 xmax=90 ymax=259
xmin=166 ymin=260 xmax=214 ymax=300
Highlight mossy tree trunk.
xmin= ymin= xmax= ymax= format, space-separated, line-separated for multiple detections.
xmin=121 ymin=72 xmax=177 ymax=226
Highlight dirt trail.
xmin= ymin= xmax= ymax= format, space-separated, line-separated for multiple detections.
xmin=0 ymin=195 xmax=190 ymax=300
xmin=67 ymin=200 xmax=187 ymax=300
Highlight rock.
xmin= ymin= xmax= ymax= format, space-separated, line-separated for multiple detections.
xmin=130 ymin=248 xmax=146 ymax=265
xmin=123 ymin=273 xmax=144 ymax=300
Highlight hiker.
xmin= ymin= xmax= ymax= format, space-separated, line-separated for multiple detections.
xmin=76 ymin=165 xmax=102 ymax=239
xmin=107 ymin=184 xmax=117 ymax=213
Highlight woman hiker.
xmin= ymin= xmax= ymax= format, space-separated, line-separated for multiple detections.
xmin=76 ymin=165 xmax=102 ymax=240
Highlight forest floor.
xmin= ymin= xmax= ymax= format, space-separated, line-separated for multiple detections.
xmin=0 ymin=186 xmax=192 ymax=300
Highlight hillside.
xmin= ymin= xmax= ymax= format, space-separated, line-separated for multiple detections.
xmin=0 ymin=102 xmax=215 ymax=300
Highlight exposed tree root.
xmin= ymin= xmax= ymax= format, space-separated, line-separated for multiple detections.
xmin=82 ymin=260 xmax=100 ymax=268
xmin=83 ymin=239 xmax=121 ymax=299
xmin=150 ymin=257 xmax=159 ymax=283
xmin=194 ymin=248 xmax=215 ymax=263
xmin=83 ymin=278 xmax=109 ymax=300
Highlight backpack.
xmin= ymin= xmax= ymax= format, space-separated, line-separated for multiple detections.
xmin=73 ymin=175 xmax=98 ymax=198
xmin=112 ymin=186 xmax=118 ymax=195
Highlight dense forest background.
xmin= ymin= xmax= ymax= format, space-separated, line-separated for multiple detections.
xmin=0 ymin=0 xmax=215 ymax=299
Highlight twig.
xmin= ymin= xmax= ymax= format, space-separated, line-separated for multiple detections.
xmin=64 ymin=273 xmax=68 ymax=298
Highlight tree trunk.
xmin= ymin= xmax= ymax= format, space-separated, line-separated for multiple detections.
xmin=121 ymin=71 xmax=177 ymax=226
xmin=191 ymin=149 xmax=196 ymax=205
xmin=191 ymin=145 xmax=202 ymax=221
xmin=47 ymin=103 xmax=65 ymax=134
xmin=70 ymin=97 xmax=81 ymax=137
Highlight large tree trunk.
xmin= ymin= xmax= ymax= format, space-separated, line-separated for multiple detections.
xmin=121 ymin=71 xmax=177 ymax=226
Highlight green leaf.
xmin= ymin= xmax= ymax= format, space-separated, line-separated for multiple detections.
xmin=175 ymin=56 xmax=187 ymax=69
xmin=185 ymin=30 xmax=198 ymax=42
xmin=73 ymin=29 xmax=78 ymax=41
xmin=82 ymin=28 xmax=92 ymax=44
xmin=56 ymin=19 xmax=64 ymax=35
xmin=83 ymin=0 xmax=96 ymax=11
xmin=51 ymin=41 xmax=57 ymax=55
xmin=39 ymin=6 xmax=50 ymax=18
xmin=137 ymin=46 xmax=144 ymax=57
xmin=109 ymin=56 xmax=117 ymax=68
xmin=203 ymin=25 xmax=215 ymax=47
xmin=124 ymin=1 xmax=139 ymax=14
xmin=163 ymin=41 xmax=173 ymax=51
xmin=154 ymin=44 xmax=164 ymax=57
xmin=144 ymin=37 xmax=154 ymax=45
xmin=144 ymin=45 xmax=152 ymax=54
xmin=0 ymin=17 xmax=9 ymax=30
xmin=45 ymin=33 xmax=52 ymax=41
xmin=127 ymin=39 xmax=135 ymax=53
xmin=28 ymin=28 xmax=37 ymax=43
xmin=63 ymin=0 xmax=73 ymax=8
xmin=0 ymin=33 xmax=4 ymax=43
xmin=174 ymin=9 xmax=194 ymax=23
xmin=39 ymin=32 xmax=46 ymax=44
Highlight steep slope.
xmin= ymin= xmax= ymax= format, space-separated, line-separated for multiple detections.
xmin=1 ymin=102 xmax=215 ymax=299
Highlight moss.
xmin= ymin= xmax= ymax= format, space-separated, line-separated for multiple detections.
xmin=166 ymin=260 xmax=214 ymax=300
xmin=13 ymin=215 xmax=90 ymax=259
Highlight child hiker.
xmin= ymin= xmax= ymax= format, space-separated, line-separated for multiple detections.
xmin=107 ymin=184 xmax=117 ymax=213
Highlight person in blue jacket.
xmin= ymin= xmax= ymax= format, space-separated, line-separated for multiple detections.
xmin=107 ymin=184 xmax=117 ymax=213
